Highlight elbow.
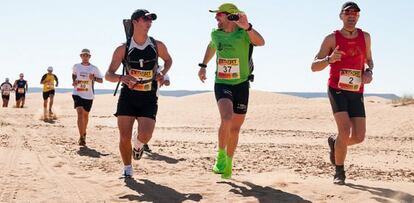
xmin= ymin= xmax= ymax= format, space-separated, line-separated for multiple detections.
xmin=311 ymin=64 xmax=318 ymax=72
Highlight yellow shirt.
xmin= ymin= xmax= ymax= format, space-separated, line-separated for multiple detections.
xmin=41 ymin=73 xmax=58 ymax=92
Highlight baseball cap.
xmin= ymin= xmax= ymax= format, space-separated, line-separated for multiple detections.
xmin=80 ymin=48 xmax=91 ymax=55
xmin=47 ymin=66 xmax=53 ymax=71
xmin=342 ymin=2 xmax=361 ymax=11
xmin=131 ymin=9 xmax=157 ymax=21
xmin=209 ymin=3 xmax=242 ymax=14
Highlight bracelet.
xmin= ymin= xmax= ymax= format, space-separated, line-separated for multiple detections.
xmin=198 ymin=63 xmax=207 ymax=68
xmin=245 ymin=23 xmax=253 ymax=31
xmin=325 ymin=56 xmax=331 ymax=64
xmin=365 ymin=68 xmax=373 ymax=74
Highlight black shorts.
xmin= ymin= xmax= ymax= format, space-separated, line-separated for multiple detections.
xmin=214 ymin=81 xmax=250 ymax=114
xmin=15 ymin=93 xmax=25 ymax=101
xmin=115 ymin=87 xmax=158 ymax=120
xmin=2 ymin=94 xmax=10 ymax=100
xmin=72 ymin=95 xmax=93 ymax=112
xmin=328 ymin=87 xmax=365 ymax=118
xmin=43 ymin=90 xmax=55 ymax=100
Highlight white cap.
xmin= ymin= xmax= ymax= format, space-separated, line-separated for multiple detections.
xmin=47 ymin=66 xmax=53 ymax=71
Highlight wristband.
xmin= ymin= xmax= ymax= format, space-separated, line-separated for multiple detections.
xmin=198 ymin=63 xmax=207 ymax=68
xmin=245 ymin=23 xmax=253 ymax=31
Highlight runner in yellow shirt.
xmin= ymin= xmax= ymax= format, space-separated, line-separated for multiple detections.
xmin=40 ymin=66 xmax=59 ymax=120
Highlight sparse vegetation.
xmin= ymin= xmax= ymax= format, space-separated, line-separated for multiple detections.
xmin=392 ymin=95 xmax=414 ymax=107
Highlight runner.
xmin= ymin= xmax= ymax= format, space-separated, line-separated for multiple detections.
xmin=105 ymin=9 xmax=172 ymax=177
xmin=1 ymin=78 xmax=13 ymax=108
xmin=40 ymin=66 xmax=59 ymax=120
xmin=72 ymin=49 xmax=103 ymax=146
xmin=198 ymin=3 xmax=265 ymax=179
xmin=13 ymin=73 xmax=28 ymax=108
xmin=311 ymin=2 xmax=374 ymax=185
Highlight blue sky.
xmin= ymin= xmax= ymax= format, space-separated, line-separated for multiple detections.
xmin=0 ymin=1 xmax=413 ymax=95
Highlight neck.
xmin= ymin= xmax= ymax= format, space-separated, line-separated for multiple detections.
xmin=81 ymin=62 xmax=90 ymax=65
xmin=342 ymin=27 xmax=357 ymax=35
xmin=223 ymin=23 xmax=237 ymax=33
xmin=132 ymin=31 xmax=148 ymax=45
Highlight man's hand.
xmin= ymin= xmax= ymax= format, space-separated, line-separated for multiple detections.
xmin=198 ymin=68 xmax=207 ymax=83
xmin=328 ymin=45 xmax=346 ymax=64
xmin=362 ymin=71 xmax=373 ymax=84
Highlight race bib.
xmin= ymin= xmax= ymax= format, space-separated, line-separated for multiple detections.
xmin=129 ymin=69 xmax=153 ymax=91
xmin=76 ymin=80 xmax=90 ymax=92
xmin=46 ymin=82 xmax=54 ymax=89
xmin=217 ymin=58 xmax=240 ymax=80
xmin=3 ymin=90 xmax=10 ymax=96
xmin=17 ymin=88 xmax=25 ymax=94
xmin=338 ymin=69 xmax=362 ymax=91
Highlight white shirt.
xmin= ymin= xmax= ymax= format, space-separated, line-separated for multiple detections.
xmin=72 ymin=63 xmax=102 ymax=100
xmin=1 ymin=82 xmax=12 ymax=96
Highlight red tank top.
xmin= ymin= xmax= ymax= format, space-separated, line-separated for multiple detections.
xmin=328 ymin=28 xmax=366 ymax=93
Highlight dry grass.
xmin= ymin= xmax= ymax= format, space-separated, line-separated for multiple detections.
xmin=392 ymin=95 xmax=414 ymax=107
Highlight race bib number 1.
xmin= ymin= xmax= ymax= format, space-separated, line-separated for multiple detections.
xmin=217 ymin=58 xmax=240 ymax=80
xmin=338 ymin=69 xmax=362 ymax=91
xmin=129 ymin=69 xmax=153 ymax=91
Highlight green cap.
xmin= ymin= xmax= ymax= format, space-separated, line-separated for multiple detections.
xmin=209 ymin=3 xmax=242 ymax=14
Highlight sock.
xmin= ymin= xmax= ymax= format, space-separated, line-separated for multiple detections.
xmin=134 ymin=138 xmax=144 ymax=150
xmin=335 ymin=165 xmax=344 ymax=172
xmin=218 ymin=148 xmax=226 ymax=158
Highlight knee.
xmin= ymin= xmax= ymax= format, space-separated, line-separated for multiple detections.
xmin=353 ymin=133 xmax=366 ymax=144
xmin=230 ymin=127 xmax=241 ymax=135
xmin=221 ymin=113 xmax=232 ymax=124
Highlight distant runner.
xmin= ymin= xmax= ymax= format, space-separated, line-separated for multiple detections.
xmin=1 ymin=78 xmax=13 ymax=107
xmin=13 ymin=73 xmax=28 ymax=108
xmin=40 ymin=66 xmax=59 ymax=120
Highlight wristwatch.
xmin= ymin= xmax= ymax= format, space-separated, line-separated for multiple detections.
xmin=198 ymin=63 xmax=207 ymax=68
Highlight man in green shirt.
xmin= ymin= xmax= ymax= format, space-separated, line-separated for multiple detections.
xmin=198 ymin=3 xmax=265 ymax=179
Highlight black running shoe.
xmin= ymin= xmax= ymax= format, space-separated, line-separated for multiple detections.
xmin=143 ymin=144 xmax=152 ymax=153
xmin=328 ymin=135 xmax=336 ymax=165
xmin=333 ymin=170 xmax=346 ymax=185
xmin=132 ymin=147 xmax=144 ymax=160
xmin=78 ymin=135 xmax=86 ymax=146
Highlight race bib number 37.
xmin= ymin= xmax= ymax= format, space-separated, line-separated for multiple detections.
xmin=338 ymin=69 xmax=362 ymax=92
xmin=217 ymin=58 xmax=240 ymax=80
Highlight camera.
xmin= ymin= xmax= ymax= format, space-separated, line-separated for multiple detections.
xmin=227 ymin=14 xmax=239 ymax=21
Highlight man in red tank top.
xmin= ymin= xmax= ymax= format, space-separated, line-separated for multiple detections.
xmin=311 ymin=2 xmax=374 ymax=185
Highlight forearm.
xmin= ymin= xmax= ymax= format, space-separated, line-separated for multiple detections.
xmin=202 ymin=46 xmax=216 ymax=65
xmin=105 ymin=70 xmax=122 ymax=83
xmin=311 ymin=57 xmax=330 ymax=72
xmin=366 ymin=58 xmax=374 ymax=70
xmin=247 ymin=28 xmax=265 ymax=46
xmin=161 ymin=59 xmax=172 ymax=75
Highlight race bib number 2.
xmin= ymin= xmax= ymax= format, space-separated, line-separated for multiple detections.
xmin=338 ymin=69 xmax=362 ymax=91
xmin=217 ymin=58 xmax=240 ymax=80
xmin=129 ymin=69 xmax=153 ymax=91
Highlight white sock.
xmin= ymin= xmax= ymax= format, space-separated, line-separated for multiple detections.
xmin=134 ymin=139 xmax=144 ymax=150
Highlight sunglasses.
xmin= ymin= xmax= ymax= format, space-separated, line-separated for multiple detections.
xmin=215 ymin=12 xmax=229 ymax=18
xmin=342 ymin=10 xmax=359 ymax=16
xmin=141 ymin=15 xmax=154 ymax=21
xmin=80 ymin=54 xmax=90 ymax=57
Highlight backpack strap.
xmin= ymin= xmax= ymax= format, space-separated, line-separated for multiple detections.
xmin=149 ymin=36 xmax=159 ymax=76
xmin=248 ymin=43 xmax=254 ymax=82
xmin=113 ymin=19 xmax=133 ymax=96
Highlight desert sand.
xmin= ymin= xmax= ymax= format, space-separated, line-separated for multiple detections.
xmin=0 ymin=91 xmax=413 ymax=203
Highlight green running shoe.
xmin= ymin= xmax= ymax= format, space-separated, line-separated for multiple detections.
xmin=221 ymin=155 xmax=233 ymax=179
xmin=213 ymin=149 xmax=226 ymax=174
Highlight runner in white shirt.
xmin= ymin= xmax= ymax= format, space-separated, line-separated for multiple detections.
xmin=1 ymin=78 xmax=13 ymax=107
xmin=72 ymin=48 xmax=103 ymax=146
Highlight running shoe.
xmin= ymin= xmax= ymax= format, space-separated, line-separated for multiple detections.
xmin=143 ymin=144 xmax=152 ymax=153
xmin=78 ymin=135 xmax=86 ymax=146
xmin=213 ymin=150 xmax=226 ymax=174
xmin=328 ymin=135 xmax=336 ymax=165
xmin=333 ymin=170 xmax=346 ymax=185
xmin=132 ymin=147 xmax=144 ymax=160
xmin=221 ymin=155 xmax=233 ymax=179
xmin=122 ymin=166 xmax=133 ymax=178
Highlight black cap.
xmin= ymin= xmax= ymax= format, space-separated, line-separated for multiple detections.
xmin=342 ymin=2 xmax=361 ymax=11
xmin=131 ymin=9 xmax=157 ymax=21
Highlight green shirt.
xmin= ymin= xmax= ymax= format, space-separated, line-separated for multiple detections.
xmin=209 ymin=28 xmax=251 ymax=85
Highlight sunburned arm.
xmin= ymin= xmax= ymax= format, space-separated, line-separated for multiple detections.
xmin=105 ymin=44 xmax=125 ymax=83
xmin=311 ymin=34 xmax=335 ymax=72
xmin=156 ymin=40 xmax=173 ymax=76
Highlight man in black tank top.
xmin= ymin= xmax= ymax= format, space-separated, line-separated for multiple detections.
xmin=13 ymin=73 xmax=28 ymax=108
xmin=105 ymin=9 xmax=173 ymax=178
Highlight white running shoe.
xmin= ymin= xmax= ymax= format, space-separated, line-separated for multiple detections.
xmin=122 ymin=165 xmax=133 ymax=178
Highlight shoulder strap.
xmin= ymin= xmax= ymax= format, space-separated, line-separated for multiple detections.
xmin=149 ymin=36 xmax=159 ymax=74
xmin=113 ymin=19 xmax=133 ymax=96
xmin=248 ymin=43 xmax=254 ymax=82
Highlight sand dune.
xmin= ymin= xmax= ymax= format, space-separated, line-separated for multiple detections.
xmin=0 ymin=91 xmax=413 ymax=202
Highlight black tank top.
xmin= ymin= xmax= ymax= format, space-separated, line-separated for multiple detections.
xmin=124 ymin=37 xmax=158 ymax=94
